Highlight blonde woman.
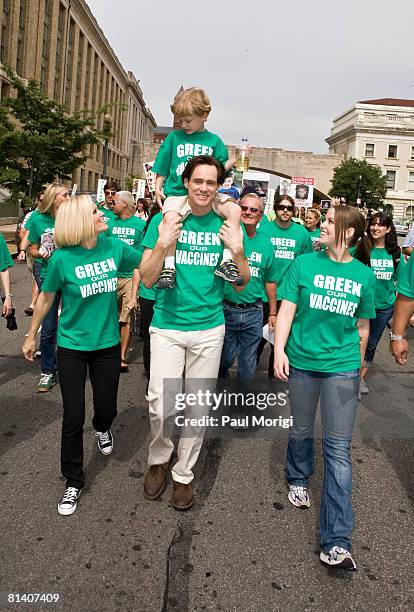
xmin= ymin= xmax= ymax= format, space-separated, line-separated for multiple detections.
xmin=274 ymin=206 xmax=376 ymax=571
xmin=304 ymin=208 xmax=322 ymax=251
xmin=23 ymin=195 xmax=140 ymax=516
xmin=28 ymin=182 xmax=69 ymax=391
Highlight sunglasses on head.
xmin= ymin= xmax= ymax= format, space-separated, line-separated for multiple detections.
xmin=240 ymin=205 xmax=261 ymax=214
xmin=105 ymin=190 xmax=116 ymax=196
xmin=276 ymin=204 xmax=294 ymax=212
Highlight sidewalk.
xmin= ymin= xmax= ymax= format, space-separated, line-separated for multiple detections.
xmin=0 ymin=224 xmax=18 ymax=255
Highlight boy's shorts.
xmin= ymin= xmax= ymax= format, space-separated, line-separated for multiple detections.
xmin=162 ymin=193 xmax=236 ymax=220
xmin=117 ymin=277 xmax=133 ymax=323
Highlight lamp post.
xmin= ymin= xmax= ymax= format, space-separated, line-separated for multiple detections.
xmin=102 ymin=113 xmax=112 ymax=180
xmin=356 ymin=174 xmax=362 ymax=207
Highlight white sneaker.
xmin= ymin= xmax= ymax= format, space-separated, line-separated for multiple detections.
xmin=95 ymin=429 xmax=113 ymax=455
xmin=58 ymin=487 xmax=81 ymax=516
xmin=320 ymin=546 xmax=357 ymax=571
xmin=288 ymin=484 xmax=310 ymax=508
xmin=359 ymin=379 xmax=369 ymax=394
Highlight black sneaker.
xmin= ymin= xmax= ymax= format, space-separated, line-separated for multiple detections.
xmin=214 ymin=260 xmax=243 ymax=285
xmin=155 ymin=268 xmax=176 ymax=289
xmin=95 ymin=429 xmax=113 ymax=455
xmin=58 ymin=487 xmax=81 ymax=516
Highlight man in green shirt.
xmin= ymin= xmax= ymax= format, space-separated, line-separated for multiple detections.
xmin=108 ymin=190 xmax=145 ymax=371
xmin=219 ymin=193 xmax=278 ymax=394
xmin=140 ymin=155 xmax=250 ymax=511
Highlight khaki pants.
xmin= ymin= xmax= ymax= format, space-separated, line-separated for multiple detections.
xmin=147 ymin=324 xmax=225 ymax=484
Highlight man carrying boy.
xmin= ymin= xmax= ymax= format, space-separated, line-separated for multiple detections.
xmin=152 ymin=87 xmax=241 ymax=289
xmin=140 ymin=155 xmax=250 ymax=510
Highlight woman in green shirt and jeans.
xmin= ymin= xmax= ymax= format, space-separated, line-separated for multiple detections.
xmin=274 ymin=205 xmax=376 ymax=571
xmin=23 ymin=196 xmax=140 ymax=516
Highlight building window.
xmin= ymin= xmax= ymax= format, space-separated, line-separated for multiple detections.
xmin=365 ymin=143 xmax=375 ymax=158
xmin=411 ymin=146 xmax=414 ymax=161
xmin=408 ymin=172 xmax=414 ymax=191
xmin=16 ymin=0 xmax=27 ymax=75
xmin=364 ymin=112 xmax=374 ymax=118
xmin=40 ymin=0 xmax=52 ymax=92
xmin=64 ymin=18 xmax=76 ymax=109
xmin=386 ymin=170 xmax=396 ymax=190
xmin=75 ymin=31 xmax=85 ymax=111
xmin=387 ymin=144 xmax=398 ymax=159
xmin=54 ymin=3 xmax=66 ymax=101
xmin=1 ymin=0 xmax=11 ymax=64
xmin=387 ymin=114 xmax=397 ymax=121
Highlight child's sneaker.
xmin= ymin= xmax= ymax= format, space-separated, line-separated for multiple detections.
xmin=320 ymin=546 xmax=357 ymax=571
xmin=214 ymin=260 xmax=243 ymax=285
xmin=155 ymin=268 xmax=176 ymax=289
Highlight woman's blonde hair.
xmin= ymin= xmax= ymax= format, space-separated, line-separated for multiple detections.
xmin=306 ymin=208 xmax=321 ymax=226
xmin=54 ymin=195 xmax=95 ymax=248
xmin=170 ymin=87 xmax=211 ymax=117
xmin=37 ymin=182 xmax=67 ymax=214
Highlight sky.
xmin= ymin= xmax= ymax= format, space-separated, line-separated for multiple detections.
xmin=86 ymin=0 xmax=414 ymax=154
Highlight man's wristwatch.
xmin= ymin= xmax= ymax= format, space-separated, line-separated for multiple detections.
xmin=390 ymin=331 xmax=406 ymax=341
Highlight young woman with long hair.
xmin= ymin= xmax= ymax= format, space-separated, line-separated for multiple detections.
xmin=359 ymin=212 xmax=404 ymax=393
xmin=274 ymin=205 xmax=376 ymax=571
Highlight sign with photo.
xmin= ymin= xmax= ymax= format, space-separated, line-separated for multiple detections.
xmin=143 ymin=161 xmax=156 ymax=193
xmin=279 ymin=178 xmax=292 ymax=196
xmin=290 ymin=177 xmax=314 ymax=208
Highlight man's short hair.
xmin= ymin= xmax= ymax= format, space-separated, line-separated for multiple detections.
xmin=182 ymin=155 xmax=225 ymax=185
xmin=104 ymin=181 xmax=120 ymax=192
xmin=171 ymin=87 xmax=211 ymax=117
xmin=240 ymin=192 xmax=264 ymax=212
xmin=116 ymin=191 xmax=135 ymax=211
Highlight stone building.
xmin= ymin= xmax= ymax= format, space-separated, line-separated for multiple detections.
xmin=0 ymin=0 xmax=156 ymax=194
xmin=326 ymin=98 xmax=414 ymax=218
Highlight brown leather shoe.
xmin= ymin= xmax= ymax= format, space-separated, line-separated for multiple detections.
xmin=171 ymin=481 xmax=193 ymax=510
xmin=143 ymin=463 xmax=169 ymax=500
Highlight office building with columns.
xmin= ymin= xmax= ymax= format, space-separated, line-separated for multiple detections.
xmin=326 ymin=98 xmax=414 ymax=218
xmin=0 ymin=0 xmax=156 ymax=193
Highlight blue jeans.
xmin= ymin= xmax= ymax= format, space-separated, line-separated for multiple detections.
xmin=286 ymin=366 xmax=359 ymax=552
xmin=365 ymin=305 xmax=394 ymax=365
xmin=36 ymin=271 xmax=60 ymax=375
xmin=219 ymin=302 xmax=263 ymax=380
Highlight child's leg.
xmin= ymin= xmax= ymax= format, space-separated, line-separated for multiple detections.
xmin=162 ymin=211 xmax=181 ymax=270
xmin=213 ymin=197 xmax=243 ymax=286
xmin=156 ymin=196 xmax=191 ymax=289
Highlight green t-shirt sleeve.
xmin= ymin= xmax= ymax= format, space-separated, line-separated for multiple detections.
xmin=42 ymin=254 xmax=62 ymax=293
xmin=0 ymin=234 xmax=13 ymax=271
xmin=141 ymin=215 xmax=161 ymax=250
xmin=152 ymin=132 xmax=174 ymax=176
xmin=264 ymin=250 xmax=279 ymax=283
xmin=355 ymin=272 xmax=376 ymax=319
xmin=397 ymin=254 xmax=414 ymax=298
xmin=301 ymin=231 xmax=313 ymax=254
xmin=28 ymin=218 xmax=40 ymax=244
xmin=395 ymin=254 xmax=406 ymax=281
xmin=277 ymin=257 xmax=301 ymax=304
xmin=118 ymin=239 xmax=141 ymax=273
xmin=213 ymin=136 xmax=229 ymax=165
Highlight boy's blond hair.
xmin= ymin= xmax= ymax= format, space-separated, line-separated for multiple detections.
xmin=54 ymin=195 xmax=95 ymax=247
xmin=170 ymin=87 xmax=211 ymax=117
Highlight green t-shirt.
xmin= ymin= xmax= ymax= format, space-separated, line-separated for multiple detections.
xmin=24 ymin=210 xmax=42 ymax=263
xmin=141 ymin=211 xmax=247 ymax=330
xmin=397 ymin=253 xmax=414 ymax=298
xmin=261 ymin=220 xmax=313 ymax=283
xmin=224 ymin=230 xmax=278 ymax=304
xmin=369 ymin=247 xmax=404 ymax=309
xmin=0 ymin=233 xmax=13 ymax=271
xmin=28 ymin=212 xmax=55 ymax=279
xmin=307 ymin=227 xmax=321 ymax=245
xmin=107 ymin=214 xmax=146 ymax=278
xmin=42 ymin=234 xmax=140 ymax=351
xmin=278 ymin=251 xmax=376 ymax=373
xmin=98 ymin=205 xmax=116 ymax=225
xmin=152 ymin=129 xmax=229 ymax=197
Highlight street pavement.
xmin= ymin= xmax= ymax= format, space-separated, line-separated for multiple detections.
xmin=1 ymin=262 xmax=414 ymax=612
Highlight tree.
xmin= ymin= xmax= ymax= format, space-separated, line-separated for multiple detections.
xmin=0 ymin=67 xmax=105 ymax=202
xmin=329 ymin=157 xmax=387 ymax=209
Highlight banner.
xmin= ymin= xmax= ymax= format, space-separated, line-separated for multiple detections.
xmin=264 ymin=188 xmax=275 ymax=218
xmin=290 ymin=177 xmax=314 ymax=208
xmin=143 ymin=161 xmax=156 ymax=193
xmin=132 ymin=178 xmax=146 ymax=200
xmin=96 ymin=178 xmax=106 ymax=204
xmin=279 ymin=178 xmax=291 ymax=196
